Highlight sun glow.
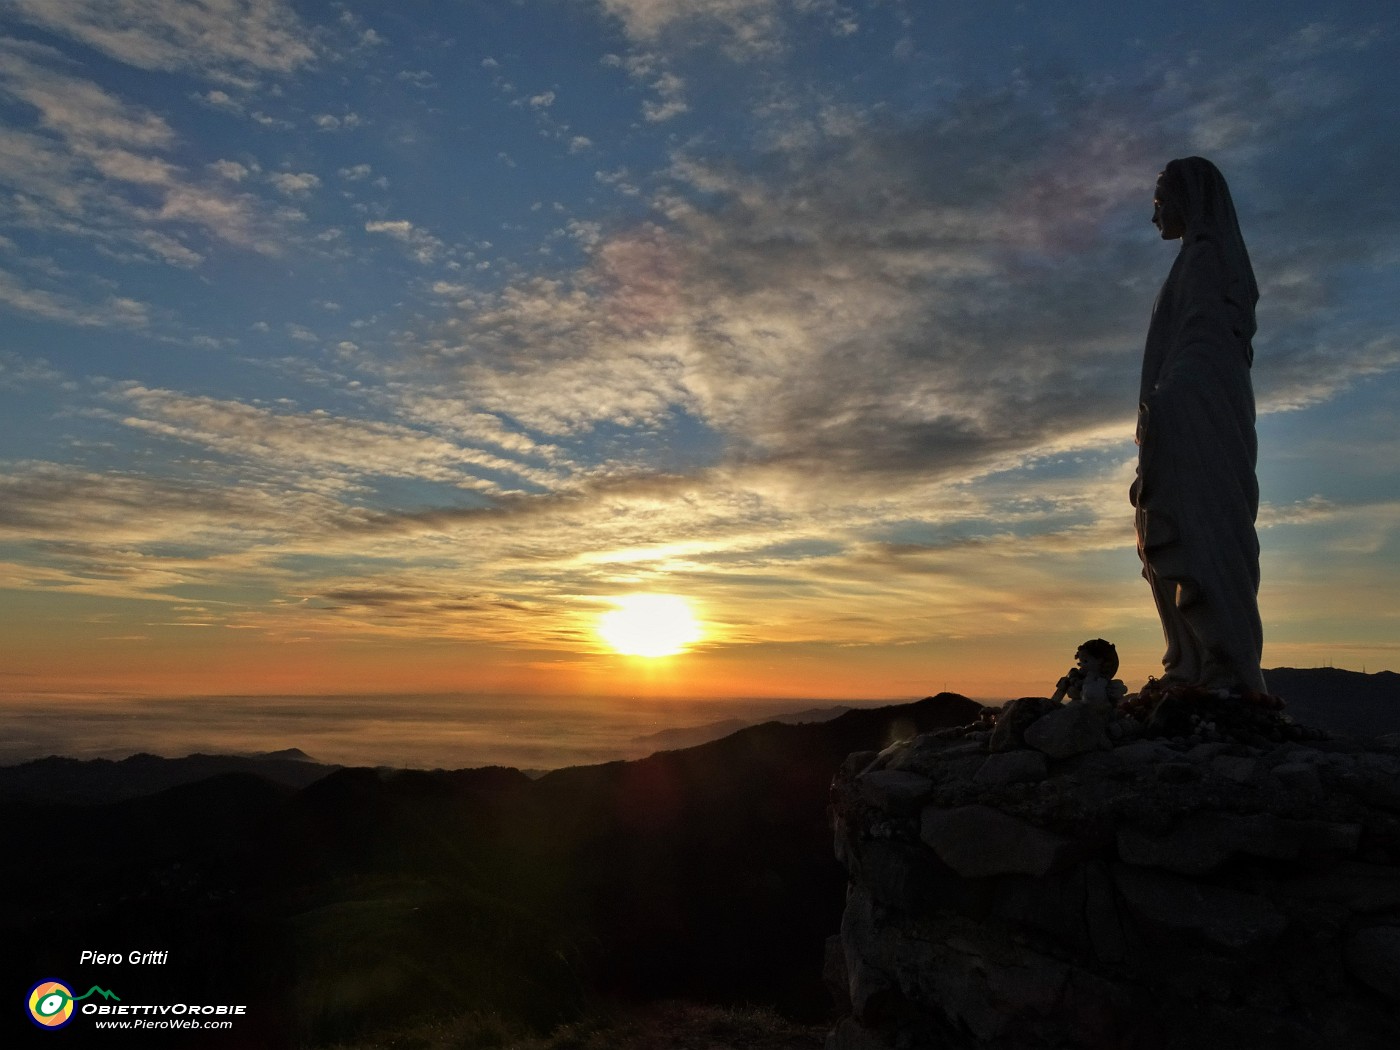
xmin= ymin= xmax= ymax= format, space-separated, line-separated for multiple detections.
xmin=597 ymin=594 xmax=703 ymax=658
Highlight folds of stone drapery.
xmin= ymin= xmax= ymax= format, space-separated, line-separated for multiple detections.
xmin=1133 ymin=240 xmax=1264 ymax=694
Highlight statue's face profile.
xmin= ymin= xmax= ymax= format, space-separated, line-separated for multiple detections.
xmin=1075 ymin=647 xmax=1101 ymax=676
xmin=1152 ymin=175 xmax=1186 ymax=240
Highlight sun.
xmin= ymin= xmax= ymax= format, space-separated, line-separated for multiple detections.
xmin=597 ymin=594 xmax=703 ymax=658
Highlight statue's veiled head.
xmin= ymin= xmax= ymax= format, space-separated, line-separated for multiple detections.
xmin=1158 ymin=157 xmax=1237 ymax=242
xmin=1152 ymin=156 xmax=1259 ymax=342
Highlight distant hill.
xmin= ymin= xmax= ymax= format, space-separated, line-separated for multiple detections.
xmin=256 ymin=747 xmax=317 ymax=761
xmin=7 ymin=672 xmax=1392 ymax=807
xmin=0 ymin=750 xmax=342 ymax=805
xmin=1266 ymin=666 xmax=1400 ymax=737
xmin=627 ymin=702 xmax=860 ymax=751
xmin=0 ymin=692 xmax=983 ymax=1047
xmin=0 ymin=704 xmax=876 ymax=804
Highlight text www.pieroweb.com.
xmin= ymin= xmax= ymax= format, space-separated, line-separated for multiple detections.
xmin=85 ymin=1002 xmax=245 ymax=1032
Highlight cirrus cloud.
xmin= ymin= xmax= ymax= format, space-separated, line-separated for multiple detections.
xmin=7 ymin=0 xmax=317 ymax=80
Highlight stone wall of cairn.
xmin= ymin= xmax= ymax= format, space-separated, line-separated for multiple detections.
xmin=825 ymin=693 xmax=1400 ymax=1050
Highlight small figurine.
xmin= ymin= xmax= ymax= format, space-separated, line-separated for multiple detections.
xmin=1052 ymin=638 xmax=1128 ymax=708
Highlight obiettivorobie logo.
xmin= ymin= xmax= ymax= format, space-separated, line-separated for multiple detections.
xmin=25 ymin=977 xmax=248 ymax=1032
xmin=27 ymin=980 xmax=120 ymax=1029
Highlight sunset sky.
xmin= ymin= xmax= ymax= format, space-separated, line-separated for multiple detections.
xmin=1 ymin=0 xmax=1397 ymax=708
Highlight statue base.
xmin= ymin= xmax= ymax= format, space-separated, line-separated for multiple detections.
xmin=827 ymin=695 xmax=1400 ymax=1050
xmin=1122 ymin=678 xmax=1321 ymax=748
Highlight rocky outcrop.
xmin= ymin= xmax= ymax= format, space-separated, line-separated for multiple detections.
xmin=827 ymin=696 xmax=1400 ymax=1050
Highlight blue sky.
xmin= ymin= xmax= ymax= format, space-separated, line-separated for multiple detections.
xmin=0 ymin=0 xmax=1396 ymax=703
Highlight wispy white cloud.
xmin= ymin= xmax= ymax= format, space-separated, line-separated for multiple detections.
xmin=7 ymin=0 xmax=316 ymax=80
xmin=0 ymin=40 xmax=295 ymax=270
xmin=415 ymin=106 xmax=1150 ymax=487
xmin=641 ymin=72 xmax=689 ymax=122
xmin=0 ymin=351 xmax=67 ymax=389
xmin=364 ymin=218 xmax=445 ymax=264
xmin=111 ymin=384 xmax=561 ymax=495
xmin=313 ymin=111 xmax=361 ymax=130
xmin=194 ymin=88 xmax=244 ymax=114
xmin=0 ymin=124 xmax=85 ymax=213
xmin=268 ymin=171 xmax=322 ymax=196
xmin=408 ymin=46 xmax=1400 ymax=500
xmin=599 ymin=0 xmax=862 ymax=59
xmin=599 ymin=0 xmax=786 ymax=57
xmin=603 ymin=52 xmax=689 ymax=122
xmin=0 ymin=268 xmax=150 ymax=327
xmin=209 ymin=159 xmax=254 ymax=181
xmin=0 ymin=51 xmax=173 ymax=147
xmin=146 ymin=186 xmax=286 ymax=253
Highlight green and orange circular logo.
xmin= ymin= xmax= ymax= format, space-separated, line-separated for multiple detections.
xmin=28 ymin=980 xmax=76 ymax=1029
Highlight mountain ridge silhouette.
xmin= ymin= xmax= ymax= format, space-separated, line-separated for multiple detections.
xmin=5 ymin=670 xmax=1397 ymax=1046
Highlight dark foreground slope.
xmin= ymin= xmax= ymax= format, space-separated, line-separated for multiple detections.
xmin=9 ymin=670 xmax=1389 ymax=1047
xmin=2 ymin=694 xmax=980 ymax=1048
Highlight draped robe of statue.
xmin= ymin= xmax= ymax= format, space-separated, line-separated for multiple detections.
xmin=1130 ymin=157 xmax=1266 ymax=695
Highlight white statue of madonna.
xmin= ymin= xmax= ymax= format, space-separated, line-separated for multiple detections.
xmin=1130 ymin=157 xmax=1266 ymax=697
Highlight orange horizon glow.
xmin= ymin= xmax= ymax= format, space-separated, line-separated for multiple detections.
xmin=2 ymin=593 xmax=1383 ymax=706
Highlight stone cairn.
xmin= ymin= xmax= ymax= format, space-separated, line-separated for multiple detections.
xmin=827 ymin=683 xmax=1400 ymax=1049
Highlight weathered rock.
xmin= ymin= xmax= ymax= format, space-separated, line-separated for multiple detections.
xmin=1117 ymin=811 xmax=1310 ymax=875
xmin=1342 ymin=758 xmax=1400 ymax=811
xmin=1111 ymin=739 xmax=1179 ymax=767
xmin=1082 ymin=861 xmax=1131 ymax=965
xmin=824 ymin=933 xmax=851 ymax=1013
xmin=1296 ymin=820 xmax=1363 ymax=853
xmin=1358 ymin=753 xmax=1400 ymax=777
xmin=883 ymin=737 xmax=985 ymax=780
xmin=973 ymin=749 xmax=1048 ymax=786
xmin=1185 ymin=741 xmax=1229 ymax=762
xmin=855 ymin=770 xmax=934 ymax=812
xmin=854 ymin=839 xmax=942 ymax=911
xmin=988 ymin=696 xmax=1058 ymax=752
xmin=1275 ymin=861 xmax=1400 ymax=913
xmin=849 ymin=958 xmax=897 ymax=1020
xmin=1211 ymin=754 xmax=1258 ymax=783
xmin=825 ymin=1016 xmax=901 ymax=1050
xmin=1344 ymin=926 xmax=1400 ymax=1004
xmin=830 ymin=702 xmax=1400 ymax=1050
xmin=919 ymin=804 xmax=1071 ymax=878
xmin=991 ymin=862 xmax=1132 ymax=966
xmin=1023 ymin=702 xmax=1111 ymax=759
xmin=890 ymin=739 xmax=980 ymax=772
xmin=1154 ymin=760 xmax=1200 ymax=783
xmin=841 ymin=750 xmax=879 ymax=778
xmin=1112 ymin=864 xmax=1288 ymax=951
xmin=1271 ymin=761 xmax=1322 ymax=793
xmin=1142 ymin=691 xmax=1195 ymax=737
